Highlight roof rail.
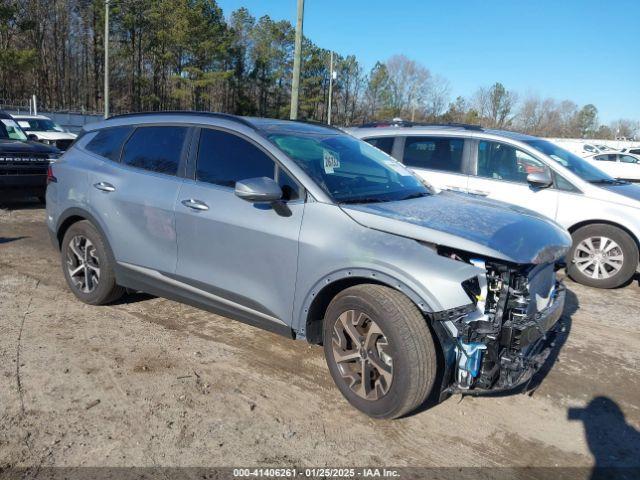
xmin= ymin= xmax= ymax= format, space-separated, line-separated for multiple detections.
xmin=359 ymin=120 xmax=483 ymax=131
xmin=107 ymin=111 xmax=258 ymax=130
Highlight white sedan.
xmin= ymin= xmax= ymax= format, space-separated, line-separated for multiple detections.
xmin=584 ymin=153 xmax=640 ymax=182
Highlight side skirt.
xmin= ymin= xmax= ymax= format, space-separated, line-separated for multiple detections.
xmin=115 ymin=263 xmax=296 ymax=339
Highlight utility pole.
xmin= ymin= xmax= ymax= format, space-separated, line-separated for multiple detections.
xmin=327 ymin=51 xmax=334 ymax=125
xmin=104 ymin=0 xmax=110 ymax=119
xmin=290 ymin=0 xmax=304 ymax=120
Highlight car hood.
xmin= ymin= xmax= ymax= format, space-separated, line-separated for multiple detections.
xmin=29 ymin=131 xmax=76 ymax=141
xmin=0 ymin=138 xmax=59 ymax=154
xmin=341 ymin=191 xmax=572 ymax=265
xmin=599 ymin=182 xmax=640 ymax=203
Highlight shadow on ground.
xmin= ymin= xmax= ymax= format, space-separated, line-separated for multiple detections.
xmin=569 ymin=396 xmax=640 ymax=479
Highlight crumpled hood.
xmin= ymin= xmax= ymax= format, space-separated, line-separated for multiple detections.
xmin=341 ymin=191 xmax=572 ymax=265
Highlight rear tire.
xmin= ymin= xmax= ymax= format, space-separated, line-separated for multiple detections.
xmin=61 ymin=220 xmax=125 ymax=305
xmin=567 ymin=224 xmax=638 ymax=289
xmin=323 ymin=284 xmax=437 ymax=419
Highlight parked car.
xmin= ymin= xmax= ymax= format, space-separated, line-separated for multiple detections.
xmin=350 ymin=122 xmax=640 ymax=289
xmin=12 ymin=114 xmax=77 ymax=151
xmin=0 ymin=110 xmax=60 ymax=202
xmin=584 ymin=153 xmax=640 ymax=182
xmin=46 ymin=112 xmax=571 ymax=419
xmin=620 ymin=147 xmax=640 ymax=155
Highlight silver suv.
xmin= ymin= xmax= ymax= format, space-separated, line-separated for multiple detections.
xmin=46 ymin=113 xmax=570 ymax=418
xmin=350 ymin=121 xmax=640 ymax=289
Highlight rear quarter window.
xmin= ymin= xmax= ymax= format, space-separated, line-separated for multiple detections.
xmin=85 ymin=126 xmax=133 ymax=162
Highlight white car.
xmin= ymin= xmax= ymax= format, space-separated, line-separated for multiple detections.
xmin=351 ymin=123 xmax=640 ymax=289
xmin=584 ymin=153 xmax=640 ymax=182
xmin=12 ymin=114 xmax=77 ymax=151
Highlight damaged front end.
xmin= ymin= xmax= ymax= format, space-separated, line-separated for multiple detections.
xmin=432 ymin=248 xmax=566 ymax=395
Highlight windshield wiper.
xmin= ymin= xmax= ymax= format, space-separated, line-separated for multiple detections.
xmin=339 ymin=197 xmax=387 ymax=204
xmin=589 ymin=179 xmax=629 ymax=185
xmin=398 ymin=192 xmax=428 ymax=201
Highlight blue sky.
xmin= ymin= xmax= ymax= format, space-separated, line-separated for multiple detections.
xmin=216 ymin=0 xmax=639 ymax=123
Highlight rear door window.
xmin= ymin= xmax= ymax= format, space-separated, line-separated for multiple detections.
xmin=402 ymin=137 xmax=464 ymax=173
xmin=85 ymin=126 xmax=133 ymax=162
xmin=364 ymin=137 xmax=394 ymax=155
xmin=121 ymin=126 xmax=188 ymax=175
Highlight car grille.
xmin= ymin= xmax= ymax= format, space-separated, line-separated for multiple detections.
xmin=0 ymin=153 xmax=50 ymax=175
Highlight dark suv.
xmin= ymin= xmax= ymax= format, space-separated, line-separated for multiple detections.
xmin=0 ymin=111 xmax=60 ymax=201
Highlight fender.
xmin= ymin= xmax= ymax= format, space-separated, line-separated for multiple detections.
xmin=54 ymin=206 xmax=118 ymax=273
xmin=295 ymin=267 xmax=436 ymax=338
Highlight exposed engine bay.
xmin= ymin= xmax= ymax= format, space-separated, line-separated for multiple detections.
xmin=434 ymin=247 xmax=566 ymax=393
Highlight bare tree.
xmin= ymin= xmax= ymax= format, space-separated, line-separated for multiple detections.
xmin=474 ymin=82 xmax=518 ymax=128
xmin=385 ymin=54 xmax=431 ymax=120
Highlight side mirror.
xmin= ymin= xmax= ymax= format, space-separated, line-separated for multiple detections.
xmin=235 ymin=177 xmax=283 ymax=203
xmin=27 ymin=134 xmax=38 ymax=141
xmin=527 ymin=171 xmax=553 ymax=189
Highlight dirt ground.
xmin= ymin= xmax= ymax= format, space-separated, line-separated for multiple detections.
xmin=1 ymin=199 xmax=639 ymax=475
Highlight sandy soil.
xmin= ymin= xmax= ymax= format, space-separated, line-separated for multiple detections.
xmin=1 ymin=201 xmax=639 ymax=474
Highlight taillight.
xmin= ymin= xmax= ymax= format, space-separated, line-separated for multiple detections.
xmin=47 ymin=165 xmax=57 ymax=184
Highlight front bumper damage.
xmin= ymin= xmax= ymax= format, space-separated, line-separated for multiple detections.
xmin=432 ymin=253 xmax=566 ymax=395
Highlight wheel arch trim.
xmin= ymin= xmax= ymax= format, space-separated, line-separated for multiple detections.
xmin=568 ymin=219 xmax=640 ymax=252
xmin=297 ymin=268 xmax=435 ymax=343
xmin=55 ymin=207 xmax=117 ymax=267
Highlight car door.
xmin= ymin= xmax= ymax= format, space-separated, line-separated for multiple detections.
xmin=466 ymin=139 xmax=559 ymax=220
xmin=174 ymin=127 xmax=304 ymax=328
xmin=88 ymin=124 xmax=189 ymax=274
xmin=398 ymin=135 xmax=469 ymax=192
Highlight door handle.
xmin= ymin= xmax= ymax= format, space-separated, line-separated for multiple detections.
xmin=94 ymin=182 xmax=116 ymax=192
xmin=468 ymin=189 xmax=489 ymax=197
xmin=181 ymin=199 xmax=209 ymax=211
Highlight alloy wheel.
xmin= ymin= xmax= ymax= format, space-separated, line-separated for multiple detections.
xmin=66 ymin=235 xmax=101 ymax=293
xmin=573 ymin=236 xmax=624 ymax=280
xmin=331 ymin=309 xmax=393 ymax=401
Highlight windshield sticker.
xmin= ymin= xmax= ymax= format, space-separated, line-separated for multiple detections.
xmin=323 ymin=149 xmax=340 ymax=174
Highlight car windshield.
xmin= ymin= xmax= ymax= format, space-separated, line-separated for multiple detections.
xmin=267 ymin=131 xmax=428 ymax=203
xmin=17 ymin=119 xmax=65 ymax=132
xmin=524 ymin=139 xmax=617 ymax=183
xmin=0 ymin=119 xmax=28 ymax=141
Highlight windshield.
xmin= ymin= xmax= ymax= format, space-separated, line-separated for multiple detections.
xmin=268 ymin=132 xmax=428 ymax=203
xmin=524 ymin=139 xmax=616 ymax=183
xmin=17 ymin=119 xmax=65 ymax=132
xmin=0 ymin=119 xmax=28 ymax=141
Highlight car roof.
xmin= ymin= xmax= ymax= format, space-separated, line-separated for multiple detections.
xmin=12 ymin=114 xmax=50 ymax=120
xmin=89 ymin=111 xmax=341 ymax=136
xmin=0 ymin=110 xmax=14 ymax=120
xmin=351 ymin=124 xmax=539 ymax=142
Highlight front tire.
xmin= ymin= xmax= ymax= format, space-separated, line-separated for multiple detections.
xmin=61 ymin=220 xmax=125 ymax=305
xmin=323 ymin=284 xmax=437 ymax=419
xmin=567 ymin=224 xmax=638 ymax=289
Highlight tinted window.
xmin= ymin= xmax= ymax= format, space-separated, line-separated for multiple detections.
xmin=620 ymin=155 xmax=639 ymax=164
xmin=121 ymin=126 xmax=187 ymax=175
xmin=197 ymin=129 xmax=275 ymax=188
xmin=364 ymin=137 xmax=394 ymax=155
xmin=86 ymin=126 xmax=133 ymax=162
xmin=476 ymin=141 xmax=548 ymax=183
xmin=594 ymin=154 xmax=615 ymax=162
xmin=403 ymin=137 xmax=464 ymax=173
xmin=554 ymin=172 xmax=580 ymax=192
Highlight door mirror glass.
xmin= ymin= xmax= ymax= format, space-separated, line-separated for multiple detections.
xmin=235 ymin=177 xmax=283 ymax=203
xmin=527 ymin=171 xmax=553 ymax=188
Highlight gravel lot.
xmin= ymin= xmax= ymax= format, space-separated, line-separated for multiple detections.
xmin=1 ymin=199 xmax=639 ymax=476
